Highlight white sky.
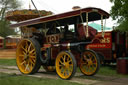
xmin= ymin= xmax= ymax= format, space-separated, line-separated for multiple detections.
xmin=20 ymin=0 xmax=117 ymax=28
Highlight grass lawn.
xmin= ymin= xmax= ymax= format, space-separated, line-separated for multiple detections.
xmin=0 ymin=59 xmax=16 ymax=66
xmin=0 ymin=73 xmax=82 ymax=85
xmin=98 ymin=65 xmax=128 ymax=78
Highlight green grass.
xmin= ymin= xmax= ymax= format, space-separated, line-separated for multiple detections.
xmin=97 ymin=65 xmax=128 ymax=78
xmin=98 ymin=65 xmax=116 ymax=75
xmin=0 ymin=59 xmax=16 ymax=66
xmin=0 ymin=73 xmax=82 ymax=85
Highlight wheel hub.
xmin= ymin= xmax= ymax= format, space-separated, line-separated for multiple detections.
xmin=24 ymin=53 xmax=29 ymax=60
xmin=88 ymin=59 xmax=93 ymax=66
xmin=64 ymin=62 xmax=70 ymax=68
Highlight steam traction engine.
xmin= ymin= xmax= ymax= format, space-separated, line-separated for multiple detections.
xmin=6 ymin=7 xmax=109 ymax=79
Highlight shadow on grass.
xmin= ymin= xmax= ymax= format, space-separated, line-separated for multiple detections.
xmin=75 ymin=74 xmax=118 ymax=81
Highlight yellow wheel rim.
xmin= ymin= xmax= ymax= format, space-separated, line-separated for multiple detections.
xmin=56 ymin=52 xmax=73 ymax=79
xmin=16 ymin=39 xmax=36 ymax=74
xmin=80 ymin=51 xmax=98 ymax=75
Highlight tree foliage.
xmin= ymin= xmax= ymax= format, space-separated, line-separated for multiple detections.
xmin=0 ymin=20 xmax=17 ymax=37
xmin=110 ymin=0 xmax=128 ymax=31
xmin=0 ymin=0 xmax=21 ymax=37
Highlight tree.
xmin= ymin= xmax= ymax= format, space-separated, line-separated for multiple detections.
xmin=110 ymin=0 xmax=128 ymax=31
xmin=0 ymin=0 xmax=21 ymax=37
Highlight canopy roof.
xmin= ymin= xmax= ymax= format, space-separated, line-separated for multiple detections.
xmin=10 ymin=7 xmax=109 ymax=28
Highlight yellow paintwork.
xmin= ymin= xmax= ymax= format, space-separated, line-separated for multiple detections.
xmin=56 ymin=52 xmax=73 ymax=79
xmin=16 ymin=39 xmax=36 ymax=74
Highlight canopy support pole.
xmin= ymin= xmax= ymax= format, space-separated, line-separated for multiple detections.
xmin=101 ymin=15 xmax=104 ymax=37
xmin=80 ymin=13 xmax=87 ymax=37
xmin=86 ymin=12 xmax=89 ymax=37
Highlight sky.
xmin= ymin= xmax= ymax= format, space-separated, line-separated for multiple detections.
xmin=20 ymin=0 xmax=116 ymax=28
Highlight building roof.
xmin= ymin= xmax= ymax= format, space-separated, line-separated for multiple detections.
xmin=89 ymin=22 xmax=112 ymax=32
xmin=6 ymin=35 xmax=21 ymax=39
xmin=0 ymin=36 xmax=4 ymax=39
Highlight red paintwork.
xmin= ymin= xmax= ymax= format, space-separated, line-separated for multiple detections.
xmin=117 ymin=58 xmax=128 ymax=74
xmin=86 ymin=31 xmax=126 ymax=61
xmin=87 ymin=32 xmax=112 ymax=49
xmin=77 ymin=24 xmax=97 ymax=40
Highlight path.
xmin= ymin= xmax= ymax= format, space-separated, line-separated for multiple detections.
xmin=0 ymin=65 xmax=128 ymax=85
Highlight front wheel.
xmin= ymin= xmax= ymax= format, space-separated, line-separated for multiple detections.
xmin=55 ymin=51 xmax=77 ymax=80
xmin=79 ymin=50 xmax=100 ymax=76
xmin=16 ymin=38 xmax=41 ymax=74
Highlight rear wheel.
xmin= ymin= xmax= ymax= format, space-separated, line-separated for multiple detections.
xmin=79 ymin=50 xmax=100 ymax=76
xmin=55 ymin=51 xmax=77 ymax=80
xmin=16 ymin=38 xmax=41 ymax=74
